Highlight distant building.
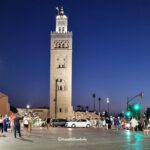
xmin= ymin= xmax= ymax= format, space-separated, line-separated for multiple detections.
xmin=17 ymin=108 xmax=49 ymax=119
xmin=0 ymin=92 xmax=10 ymax=116
xmin=50 ymin=7 xmax=73 ymax=119
xmin=75 ymin=111 xmax=100 ymax=120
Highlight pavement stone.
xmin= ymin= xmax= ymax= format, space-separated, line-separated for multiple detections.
xmin=0 ymin=127 xmax=150 ymax=150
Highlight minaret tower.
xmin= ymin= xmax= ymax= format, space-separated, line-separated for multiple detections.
xmin=50 ymin=7 xmax=73 ymax=119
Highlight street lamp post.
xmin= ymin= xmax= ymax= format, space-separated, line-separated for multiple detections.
xmin=98 ymin=97 xmax=101 ymax=115
xmin=26 ymin=105 xmax=30 ymax=113
xmin=106 ymin=97 xmax=110 ymax=115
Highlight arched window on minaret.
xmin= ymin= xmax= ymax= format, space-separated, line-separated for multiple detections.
xmin=58 ymin=44 xmax=61 ymax=48
xmin=59 ymin=27 xmax=61 ymax=32
xmin=58 ymin=64 xmax=61 ymax=68
xmin=57 ymin=79 xmax=67 ymax=91
xmin=62 ymin=27 xmax=64 ymax=32
xmin=60 ymin=86 xmax=63 ymax=91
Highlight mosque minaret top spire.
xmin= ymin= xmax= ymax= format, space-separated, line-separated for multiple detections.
xmin=55 ymin=6 xmax=68 ymax=33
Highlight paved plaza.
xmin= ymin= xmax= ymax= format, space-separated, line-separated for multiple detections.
xmin=0 ymin=127 xmax=150 ymax=150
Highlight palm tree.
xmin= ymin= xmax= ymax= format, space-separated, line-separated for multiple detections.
xmin=85 ymin=106 xmax=89 ymax=112
xmin=92 ymin=93 xmax=96 ymax=112
xmin=76 ymin=105 xmax=81 ymax=111
xmin=98 ymin=97 xmax=101 ymax=114
xmin=81 ymin=105 xmax=84 ymax=112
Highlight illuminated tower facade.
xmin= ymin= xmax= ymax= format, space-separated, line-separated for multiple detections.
xmin=50 ymin=7 xmax=73 ymax=119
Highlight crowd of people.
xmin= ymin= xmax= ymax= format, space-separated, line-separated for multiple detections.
xmin=0 ymin=113 xmax=34 ymax=138
xmin=0 ymin=112 xmax=150 ymax=138
xmin=94 ymin=116 xmax=150 ymax=132
xmin=0 ymin=114 xmax=10 ymax=134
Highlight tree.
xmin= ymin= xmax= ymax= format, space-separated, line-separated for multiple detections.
xmin=10 ymin=105 xmax=18 ymax=113
xmin=146 ymin=108 xmax=150 ymax=119
xmin=81 ymin=105 xmax=84 ymax=112
xmin=85 ymin=106 xmax=89 ymax=111
xmin=76 ymin=105 xmax=81 ymax=111
xmin=92 ymin=93 xmax=96 ymax=112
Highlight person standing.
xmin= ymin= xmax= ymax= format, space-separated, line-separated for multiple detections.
xmin=46 ymin=117 xmax=51 ymax=130
xmin=102 ymin=118 xmax=106 ymax=127
xmin=106 ymin=117 xmax=112 ymax=129
xmin=14 ymin=114 xmax=21 ymax=138
xmin=130 ymin=118 xmax=138 ymax=133
xmin=3 ymin=115 xmax=9 ymax=132
xmin=23 ymin=115 xmax=29 ymax=133
xmin=114 ymin=118 xmax=120 ymax=130
xmin=0 ymin=114 xmax=4 ymax=135
xmin=96 ymin=119 xmax=101 ymax=128
xmin=10 ymin=112 xmax=16 ymax=132
xmin=28 ymin=115 xmax=32 ymax=133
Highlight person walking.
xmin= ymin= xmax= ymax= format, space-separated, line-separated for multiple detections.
xmin=14 ymin=114 xmax=21 ymax=138
xmin=0 ymin=114 xmax=4 ymax=135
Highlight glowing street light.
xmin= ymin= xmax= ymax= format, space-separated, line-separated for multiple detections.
xmin=26 ymin=105 xmax=30 ymax=114
xmin=133 ymin=103 xmax=140 ymax=111
xmin=125 ymin=111 xmax=132 ymax=118
xmin=26 ymin=105 xmax=30 ymax=109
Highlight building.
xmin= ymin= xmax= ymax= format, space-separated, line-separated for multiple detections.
xmin=0 ymin=92 xmax=10 ymax=116
xmin=50 ymin=7 xmax=73 ymax=119
xmin=75 ymin=111 xmax=100 ymax=120
xmin=17 ymin=108 xmax=49 ymax=120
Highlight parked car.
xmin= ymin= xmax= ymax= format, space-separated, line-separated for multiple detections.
xmin=50 ymin=119 xmax=67 ymax=127
xmin=65 ymin=119 xmax=91 ymax=128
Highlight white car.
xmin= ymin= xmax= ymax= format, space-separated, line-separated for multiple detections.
xmin=65 ymin=119 xmax=91 ymax=128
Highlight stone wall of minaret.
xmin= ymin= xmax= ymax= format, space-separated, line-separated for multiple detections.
xmin=50 ymin=7 xmax=73 ymax=119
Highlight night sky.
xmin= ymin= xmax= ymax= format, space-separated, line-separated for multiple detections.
xmin=0 ymin=0 xmax=150 ymax=113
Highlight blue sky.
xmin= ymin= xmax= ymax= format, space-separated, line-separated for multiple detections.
xmin=0 ymin=0 xmax=150 ymax=113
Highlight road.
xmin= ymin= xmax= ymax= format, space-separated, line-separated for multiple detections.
xmin=0 ymin=127 xmax=150 ymax=150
